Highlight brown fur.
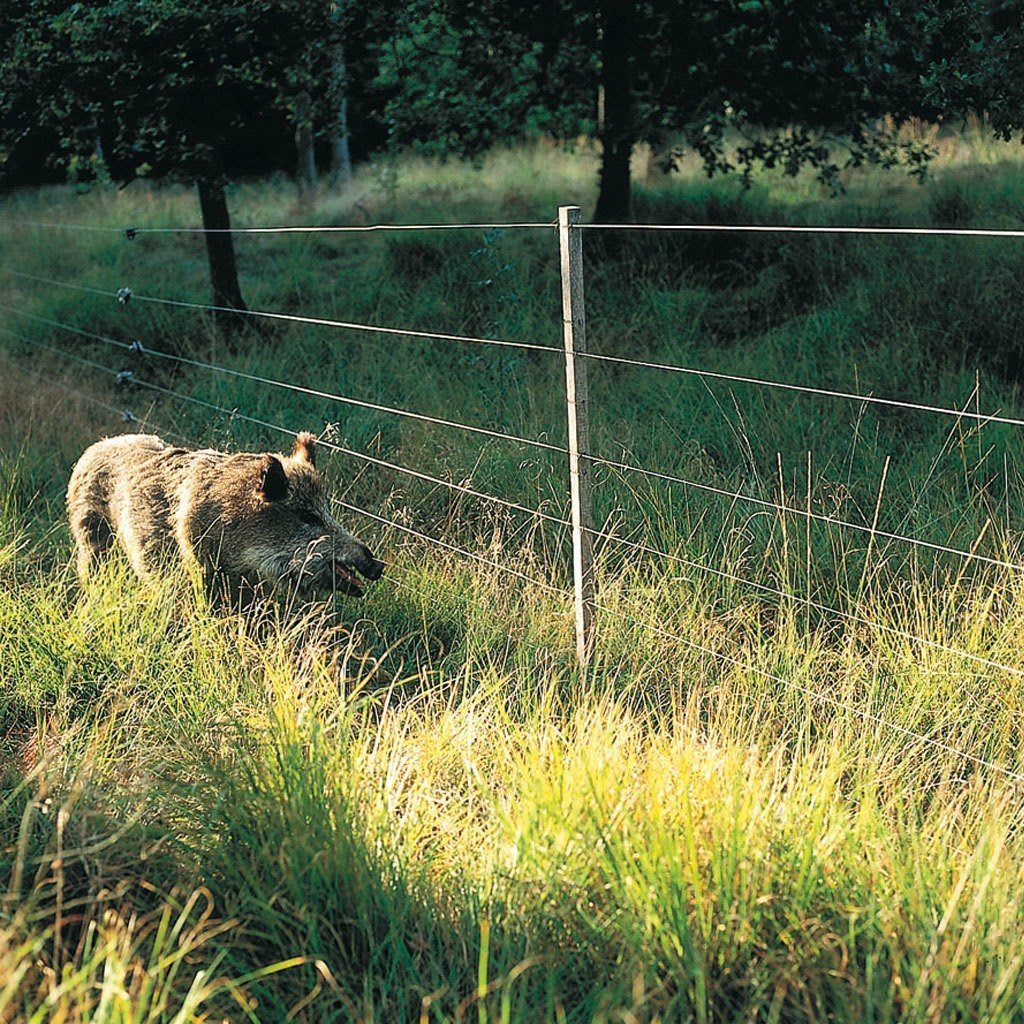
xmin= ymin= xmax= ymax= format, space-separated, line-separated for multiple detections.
xmin=67 ymin=431 xmax=384 ymax=599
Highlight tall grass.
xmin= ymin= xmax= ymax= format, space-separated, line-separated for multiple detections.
xmin=4 ymin=132 xmax=1024 ymax=1019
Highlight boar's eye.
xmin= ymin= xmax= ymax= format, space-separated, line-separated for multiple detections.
xmin=299 ymin=511 xmax=323 ymax=528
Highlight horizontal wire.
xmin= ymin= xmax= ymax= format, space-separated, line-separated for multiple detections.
xmin=126 ymin=376 xmax=333 ymax=442
xmin=142 ymin=221 xmax=557 ymax=234
xmin=587 ymin=452 xmax=1024 ymax=575
xmin=131 ymin=289 xmax=558 ymax=355
xmin=0 ymin=219 xmax=125 ymax=234
xmin=6 ymin=216 xmax=1024 ymax=238
xmin=137 ymin=349 xmax=564 ymax=453
xmin=595 ymin=600 xmax=1024 ymax=784
xmin=0 ymin=218 xmax=555 ymax=234
xmin=0 ymin=302 xmax=134 ymax=351
xmin=589 ymin=525 xmax=1024 ymax=679
xmin=4 ymin=269 xmax=129 ymax=301
xmin=581 ymin=222 xmax=1024 ymax=238
xmin=2 ymin=268 xmax=558 ymax=356
xmin=9 ymin=267 xmax=1021 ymax=430
xmin=579 ymin=349 xmax=1024 ymax=429
xmin=125 ymin=275 xmax=1024 ymax=431
xmin=0 ymin=327 xmax=119 ymax=377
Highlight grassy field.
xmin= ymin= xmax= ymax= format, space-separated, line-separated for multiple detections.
xmin=4 ymin=128 xmax=1024 ymax=1020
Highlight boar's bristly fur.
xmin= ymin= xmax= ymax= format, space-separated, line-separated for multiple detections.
xmin=67 ymin=431 xmax=384 ymax=600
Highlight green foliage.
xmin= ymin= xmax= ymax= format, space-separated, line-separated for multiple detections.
xmin=914 ymin=0 xmax=1024 ymax=143
xmin=0 ymin=0 xmax=348 ymax=185
xmin=375 ymin=5 xmax=595 ymax=158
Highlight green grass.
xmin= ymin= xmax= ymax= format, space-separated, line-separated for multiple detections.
xmin=4 ymin=131 xmax=1024 ymax=1020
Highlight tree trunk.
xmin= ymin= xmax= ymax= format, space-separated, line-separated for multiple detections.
xmin=593 ymin=0 xmax=635 ymax=224
xmin=330 ymin=43 xmax=353 ymax=189
xmin=295 ymin=91 xmax=317 ymax=207
xmin=196 ymin=177 xmax=248 ymax=334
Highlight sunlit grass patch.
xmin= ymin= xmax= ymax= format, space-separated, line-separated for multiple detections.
xmin=3 ymin=493 xmax=1024 ymax=1019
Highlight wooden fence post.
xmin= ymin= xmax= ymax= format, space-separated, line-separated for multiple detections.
xmin=558 ymin=205 xmax=596 ymax=668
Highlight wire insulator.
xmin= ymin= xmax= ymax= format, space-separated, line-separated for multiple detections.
xmin=124 ymin=227 xmax=138 ymax=241
xmin=116 ymin=287 xmax=132 ymax=306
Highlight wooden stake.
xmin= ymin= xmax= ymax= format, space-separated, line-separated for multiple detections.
xmin=558 ymin=205 xmax=596 ymax=668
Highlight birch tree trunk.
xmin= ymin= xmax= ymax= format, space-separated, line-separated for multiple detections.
xmin=330 ymin=42 xmax=353 ymax=189
xmin=295 ymin=90 xmax=317 ymax=206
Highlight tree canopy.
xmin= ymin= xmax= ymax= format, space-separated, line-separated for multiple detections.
xmin=3 ymin=0 xmax=1021 ymax=233
xmin=912 ymin=0 xmax=1024 ymax=141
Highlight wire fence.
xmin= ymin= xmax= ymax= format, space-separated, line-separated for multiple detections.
xmin=11 ymin=305 xmax=1020 ymax=677
xmin=7 ymin=265 xmax=1024 ymax=428
xmin=2 ymin=268 xmax=560 ymax=356
xmin=6 ymin=277 xmax=1018 ymax=575
xmin=3 ymin=206 xmax=1024 ymax=784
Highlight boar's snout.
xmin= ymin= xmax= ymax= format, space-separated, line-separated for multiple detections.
xmin=355 ymin=544 xmax=386 ymax=581
xmin=334 ymin=540 xmax=385 ymax=595
xmin=286 ymin=534 xmax=383 ymax=598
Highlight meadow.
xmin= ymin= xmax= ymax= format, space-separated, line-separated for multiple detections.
xmin=4 ymin=125 xmax=1024 ymax=1020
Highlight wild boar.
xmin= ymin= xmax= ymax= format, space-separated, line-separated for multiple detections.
xmin=67 ymin=431 xmax=384 ymax=601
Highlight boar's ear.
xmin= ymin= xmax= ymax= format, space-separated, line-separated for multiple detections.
xmin=291 ymin=431 xmax=317 ymax=466
xmin=257 ymin=454 xmax=290 ymax=503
